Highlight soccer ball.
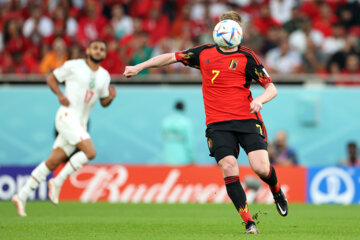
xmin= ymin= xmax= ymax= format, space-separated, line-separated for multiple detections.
xmin=213 ymin=20 xmax=243 ymax=48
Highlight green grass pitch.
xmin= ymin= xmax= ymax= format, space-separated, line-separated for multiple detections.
xmin=0 ymin=202 xmax=359 ymax=240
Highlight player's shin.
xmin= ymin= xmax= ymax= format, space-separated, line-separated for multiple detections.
xmin=259 ymin=165 xmax=280 ymax=193
xmin=53 ymin=151 xmax=89 ymax=187
xmin=224 ymin=176 xmax=254 ymax=225
xmin=18 ymin=162 xmax=51 ymax=201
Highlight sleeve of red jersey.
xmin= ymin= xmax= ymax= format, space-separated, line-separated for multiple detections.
xmin=175 ymin=44 xmax=211 ymax=69
xmin=244 ymin=51 xmax=273 ymax=87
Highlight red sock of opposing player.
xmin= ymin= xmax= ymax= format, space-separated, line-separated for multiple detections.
xmin=224 ymin=176 xmax=254 ymax=225
xmin=260 ymin=165 xmax=281 ymax=193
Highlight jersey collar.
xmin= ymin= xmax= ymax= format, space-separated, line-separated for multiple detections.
xmin=85 ymin=59 xmax=100 ymax=71
xmin=215 ymin=45 xmax=240 ymax=55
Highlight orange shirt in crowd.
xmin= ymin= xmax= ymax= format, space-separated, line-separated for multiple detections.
xmin=39 ymin=52 xmax=68 ymax=74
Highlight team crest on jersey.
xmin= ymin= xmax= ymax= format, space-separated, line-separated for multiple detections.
xmin=89 ymin=78 xmax=95 ymax=89
xmin=229 ymin=59 xmax=238 ymax=70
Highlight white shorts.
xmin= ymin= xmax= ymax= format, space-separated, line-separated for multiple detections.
xmin=53 ymin=108 xmax=90 ymax=156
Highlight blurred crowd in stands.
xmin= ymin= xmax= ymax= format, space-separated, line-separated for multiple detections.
xmin=0 ymin=0 xmax=359 ymax=76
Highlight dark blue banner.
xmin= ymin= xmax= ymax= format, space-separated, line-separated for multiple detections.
xmin=0 ymin=166 xmax=53 ymax=200
xmin=308 ymin=167 xmax=360 ymax=204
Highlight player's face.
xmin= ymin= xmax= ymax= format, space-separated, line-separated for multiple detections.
xmin=87 ymin=42 xmax=107 ymax=63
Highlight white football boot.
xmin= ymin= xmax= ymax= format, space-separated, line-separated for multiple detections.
xmin=12 ymin=194 xmax=27 ymax=217
xmin=48 ymin=178 xmax=61 ymax=205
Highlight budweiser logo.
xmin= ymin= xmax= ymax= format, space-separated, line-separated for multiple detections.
xmin=64 ymin=165 xmax=286 ymax=204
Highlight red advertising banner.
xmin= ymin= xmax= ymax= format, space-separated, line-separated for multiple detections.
xmin=56 ymin=165 xmax=306 ymax=203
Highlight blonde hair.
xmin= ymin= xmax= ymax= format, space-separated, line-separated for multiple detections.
xmin=219 ymin=11 xmax=242 ymax=26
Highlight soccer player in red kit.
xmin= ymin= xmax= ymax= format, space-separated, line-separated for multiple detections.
xmin=123 ymin=11 xmax=288 ymax=234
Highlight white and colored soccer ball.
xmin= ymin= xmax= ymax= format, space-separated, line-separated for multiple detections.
xmin=213 ymin=20 xmax=243 ymax=48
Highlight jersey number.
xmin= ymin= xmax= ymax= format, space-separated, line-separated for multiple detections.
xmin=211 ymin=70 xmax=220 ymax=84
xmin=84 ymin=90 xmax=94 ymax=103
xmin=256 ymin=124 xmax=263 ymax=136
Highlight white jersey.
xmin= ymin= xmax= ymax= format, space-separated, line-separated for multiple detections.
xmin=53 ymin=59 xmax=110 ymax=127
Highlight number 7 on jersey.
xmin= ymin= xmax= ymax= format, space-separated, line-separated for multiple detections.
xmin=211 ymin=70 xmax=220 ymax=84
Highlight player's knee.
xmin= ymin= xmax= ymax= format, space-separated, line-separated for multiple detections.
xmin=85 ymin=149 xmax=97 ymax=160
xmin=45 ymin=161 xmax=57 ymax=171
xmin=253 ymin=165 xmax=269 ymax=178
xmin=45 ymin=158 xmax=62 ymax=171
xmin=218 ymin=156 xmax=237 ymax=175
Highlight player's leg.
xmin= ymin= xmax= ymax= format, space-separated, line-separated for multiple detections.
xmin=248 ymin=149 xmax=288 ymax=216
xmin=12 ymin=148 xmax=67 ymax=216
xmin=49 ymin=139 xmax=96 ymax=204
xmin=48 ymin=110 xmax=94 ymax=204
xmin=241 ymin=131 xmax=288 ymax=217
xmin=206 ymin=129 xmax=258 ymax=234
xmin=218 ymin=155 xmax=258 ymax=234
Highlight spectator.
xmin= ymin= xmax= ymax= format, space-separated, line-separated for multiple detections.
xmin=342 ymin=54 xmax=360 ymax=74
xmin=322 ymin=24 xmax=345 ymax=56
xmin=265 ymin=38 xmax=302 ymax=74
xmin=101 ymin=39 xmax=125 ymax=74
xmin=3 ymin=19 xmax=28 ymax=54
xmin=171 ymin=3 xmax=198 ymax=42
xmin=129 ymin=0 xmax=153 ymax=18
xmin=334 ymin=54 xmax=360 ymax=86
xmin=269 ymin=131 xmax=298 ymax=166
xmin=336 ymin=2 xmax=359 ymax=30
xmin=338 ymin=142 xmax=360 ymax=166
xmin=111 ymin=4 xmax=133 ymax=40
xmin=23 ymin=5 xmax=54 ymax=44
xmin=240 ymin=0 xmax=266 ymax=18
xmin=253 ymin=4 xmax=281 ymax=35
xmin=142 ymin=6 xmax=170 ymax=46
xmin=242 ymin=19 xmax=263 ymax=54
xmin=269 ymin=0 xmax=297 ymax=24
xmin=131 ymin=33 xmax=152 ymax=75
xmin=39 ymin=38 xmax=68 ymax=74
xmin=76 ymin=1 xmax=108 ymax=49
xmin=328 ymin=34 xmax=359 ymax=71
xmin=312 ymin=3 xmax=338 ymax=37
xmin=0 ymin=0 xmax=359 ymax=76
xmin=302 ymin=36 xmax=326 ymax=73
xmin=283 ymin=6 xmax=306 ymax=34
xmin=43 ymin=20 xmax=72 ymax=47
xmin=300 ymin=0 xmax=323 ymax=21
xmin=68 ymin=43 xmax=83 ymax=60
xmin=162 ymin=101 xmax=194 ymax=165
xmin=261 ymin=26 xmax=282 ymax=55
xmin=150 ymin=38 xmax=178 ymax=74
xmin=209 ymin=0 xmax=231 ymax=20
xmin=289 ymin=17 xmax=324 ymax=54
xmin=51 ymin=5 xmax=78 ymax=38
xmin=326 ymin=61 xmax=341 ymax=75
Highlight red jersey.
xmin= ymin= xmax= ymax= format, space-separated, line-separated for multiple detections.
xmin=175 ymin=44 xmax=273 ymax=126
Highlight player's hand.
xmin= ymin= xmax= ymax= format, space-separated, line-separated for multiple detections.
xmin=123 ymin=66 xmax=140 ymax=78
xmin=108 ymin=86 xmax=117 ymax=99
xmin=250 ymin=99 xmax=262 ymax=114
xmin=58 ymin=94 xmax=70 ymax=106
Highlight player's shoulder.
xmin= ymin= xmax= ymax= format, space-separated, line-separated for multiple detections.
xmin=238 ymin=45 xmax=262 ymax=64
xmin=98 ymin=66 xmax=111 ymax=79
xmin=192 ymin=43 xmax=216 ymax=51
xmin=238 ymin=45 xmax=257 ymax=56
xmin=63 ymin=58 xmax=85 ymax=68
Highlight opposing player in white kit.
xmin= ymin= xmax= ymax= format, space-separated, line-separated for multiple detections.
xmin=12 ymin=40 xmax=116 ymax=216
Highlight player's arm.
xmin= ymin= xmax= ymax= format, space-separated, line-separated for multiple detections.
xmin=46 ymin=73 xmax=70 ymax=106
xmin=123 ymin=53 xmax=176 ymax=78
xmin=250 ymin=83 xmax=277 ymax=113
xmin=244 ymin=50 xmax=277 ymax=113
xmin=123 ymin=45 xmax=206 ymax=77
xmin=100 ymin=86 xmax=117 ymax=107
